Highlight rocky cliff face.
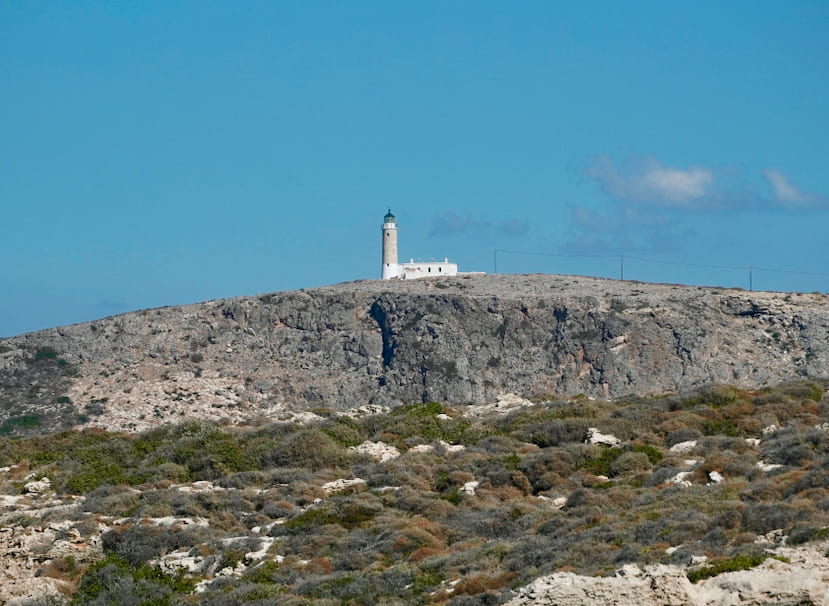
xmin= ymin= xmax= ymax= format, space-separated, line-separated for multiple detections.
xmin=1 ymin=274 xmax=827 ymax=434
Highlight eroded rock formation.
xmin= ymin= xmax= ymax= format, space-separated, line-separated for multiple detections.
xmin=1 ymin=274 xmax=827 ymax=434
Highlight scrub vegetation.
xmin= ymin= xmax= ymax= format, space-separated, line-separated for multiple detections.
xmin=1 ymin=379 xmax=828 ymax=605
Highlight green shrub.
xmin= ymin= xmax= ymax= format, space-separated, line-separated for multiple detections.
xmin=261 ymin=428 xmax=349 ymax=470
xmin=687 ymin=553 xmax=769 ymax=583
xmin=285 ymin=507 xmax=339 ymax=532
xmin=395 ymin=401 xmax=446 ymax=418
xmin=681 ymin=385 xmax=742 ymax=409
xmin=633 ymin=444 xmax=663 ymax=464
xmin=65 ymin=460 xmax=130 ymax=493
xmin=70 ymin=554 xmax=194 ymax=605
xmin=0 ymin=415 xmax=41 ymax=435
xmin=34 ymin=346 xmax=58 ymax=361
xmin=582 ymin=447 xmax=624 ymax=476
xmin=322 ymin=416 xmax=367 ymax=447
xmin=702 ymin=418 xmax=742 ymax=437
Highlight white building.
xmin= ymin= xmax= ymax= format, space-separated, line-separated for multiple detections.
xmin=381 ymin=209 xmax=459 ymax=280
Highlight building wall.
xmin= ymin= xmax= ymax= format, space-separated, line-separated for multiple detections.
xmin=399 ymin=260 xmax=458 ymax=279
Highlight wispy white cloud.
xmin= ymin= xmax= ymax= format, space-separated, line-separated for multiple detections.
xmin=586 ymin=156 xmax=715 ymax=208
xmin=429 ymin=212 xmax=528 ymax=238
xmin=641 ymin=166 xmax=713 ymax=204
xmin=558 ymin=155 xmax=827 ymax=258
xmin=762 ymin=168 xmax=816 ymax=207
xmin=586 ymin=156 xmax=827 ymax=212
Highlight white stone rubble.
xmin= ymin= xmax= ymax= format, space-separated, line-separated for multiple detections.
xmin=757 ymin=460 xmax=784 ymax=472
xmin=463 ymin=393 xmax=536 ymax=418
xmin=349 ymin=441 xmax=401 ymax=462
xmin=460 ymin=481 xmax=480 ymax=496
xmin=23 ymin=477 xmax=51 ymax=494
xmin=707 ymin=471 xmax=724 ymax=484
xmin=586 ymin=428 xmax=621 ymax=447
xmin=407 ymin=440 xmax=465 ymax=455
xmin=670 ymin=471 xmax=695 ymax=487
xmin=321 ymin=478 xmax=366 ymax=494
xmin=669 ymin=440 xmax=697 ymax=454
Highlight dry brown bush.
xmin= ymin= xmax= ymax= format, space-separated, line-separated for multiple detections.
xmin=449 ymin=470 xmax=475 ymax=485
xmin=453 ymin=571 xmax=517 ymax=596
xmin=477 ymin=484 xmax=525 ymax=502
xmin=605 ymin=486 xmax=637 ymax=509
xmin=510 ymin=471 xmax=533 ymax=495
xmin=305 ymin=557 xmax=333 ymax=574
xmin=722 ymin=400 xmax=755 ymax=420
xmin=802 ymin=399 xmax=821 ymax=415
xmin=656 ymin=412 xmax=705 ymax=438
xmin=409 ymin=546 xmax=447 ymax=563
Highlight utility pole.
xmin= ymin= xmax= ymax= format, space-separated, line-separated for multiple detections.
xmin=620 ymin=254 xmax=624 ymax=281
xmin=493 ymin=249 xmax=498 ymax=274
xmin=749 ymin=265 xmax=753 ymax=291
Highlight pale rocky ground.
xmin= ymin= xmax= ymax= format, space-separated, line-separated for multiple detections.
xmin=0 ymin=468 xmax=99 ymax=605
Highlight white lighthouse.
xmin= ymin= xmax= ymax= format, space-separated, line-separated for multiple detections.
xmin=380 ymin=209 xmax=462 ymax=280
xmin=381 ymin=209 xmax=399 ymax=279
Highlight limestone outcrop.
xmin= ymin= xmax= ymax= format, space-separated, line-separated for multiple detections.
xmin=1 ymin=274 xmax=827 ymax=434
xmin=506 ymin=542 xmax=829 ymax=606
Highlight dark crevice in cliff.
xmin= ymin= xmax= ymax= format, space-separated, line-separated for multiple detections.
xmin=369 ymin=299 xmax=396 ymax=368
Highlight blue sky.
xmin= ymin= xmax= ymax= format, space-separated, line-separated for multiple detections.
xmin=2 ymin=2 xmax=827 ymax=336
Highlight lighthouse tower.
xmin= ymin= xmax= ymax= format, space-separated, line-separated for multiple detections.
xmin=381 ymin=209 xmax=399 ymax=279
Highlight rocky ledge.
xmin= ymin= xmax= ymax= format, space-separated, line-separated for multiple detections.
xmin=507 ymin=541 xmax=829 ymax=606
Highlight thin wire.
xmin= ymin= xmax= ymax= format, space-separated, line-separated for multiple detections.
xmin=625 ymin=254 xmax=748 ymax=271
xmin=495 ymin=249 xmax=829 ymax=278
xmin=752 ymin=266 xmax=829 ymax=277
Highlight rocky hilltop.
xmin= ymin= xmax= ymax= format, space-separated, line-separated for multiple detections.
xmin=1 ymin=274 xmax=827 ymax=434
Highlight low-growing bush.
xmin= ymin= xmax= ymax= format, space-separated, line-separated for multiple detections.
xmin=610 ymin=451 xmax=652 ymax=476
xmin=101 ymin=524 xmax=209 ymax=566
xmin=70 ymin=554 xmax=195 ymax=605
xmin=261 ymin=429 xmax=350 ymax=470
xmin=687 ymin=552 xmax=771 ymax=583
xmin=741 ymin=502 xmax=806 ymax=534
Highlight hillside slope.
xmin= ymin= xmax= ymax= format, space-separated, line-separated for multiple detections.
xmin=1 ymin=274 xmax=827 ymax=434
